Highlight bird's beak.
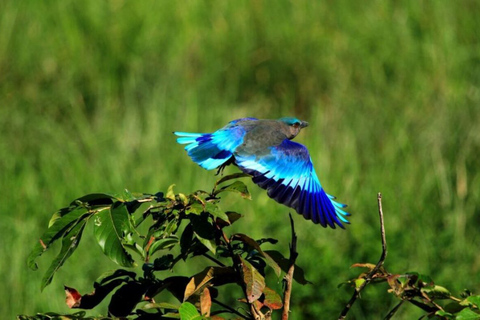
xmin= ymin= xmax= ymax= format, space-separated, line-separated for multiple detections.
xmin=300 ymin=121 xmax=309 ymax=128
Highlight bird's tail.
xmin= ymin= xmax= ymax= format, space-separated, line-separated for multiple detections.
xmin=174 ymin=132 xmax=233 ymax=170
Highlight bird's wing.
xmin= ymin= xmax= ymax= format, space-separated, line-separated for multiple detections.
xmin=174 ymin=118 xmax=257 ymax=170
xmin=234 ymin=139 xmax=350 ymax=228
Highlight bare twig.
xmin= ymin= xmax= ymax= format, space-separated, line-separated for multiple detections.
xmin=212 ymin=298 xmax=250 ymax=320
xmin=338 ymin=193 xmax=388 ymax=319
xmin=202 ymin=253 xmax=226 ymax=267
xmin=384 ymin=300 xmax=404 ymax=320
xmin=282 ymin=214 xmax=298 ymax=320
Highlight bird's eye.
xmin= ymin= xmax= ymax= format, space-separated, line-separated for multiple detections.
xmin=292 ymin=122 xmax=300 ymax=128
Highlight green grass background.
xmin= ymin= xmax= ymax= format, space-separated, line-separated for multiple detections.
xmin=1 ymin=1 xmax=480 ymax=318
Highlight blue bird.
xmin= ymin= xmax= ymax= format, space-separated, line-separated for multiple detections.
xmin=174 ymin=117 xmax=350 ymax=228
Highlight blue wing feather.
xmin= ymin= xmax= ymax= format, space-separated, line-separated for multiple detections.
xmin=235 ymin=139 xmax=349 ymax=228
xmin=174 ymin=119 xmax=254 ymax=170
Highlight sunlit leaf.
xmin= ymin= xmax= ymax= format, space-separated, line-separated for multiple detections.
xmin=240 ymin=257 xmax=265 ymax=303
xmin=178 ymin=302 xmax=203 ymax=320
xmin=467 ymin=295 xmax=480 ymax=307
xmin=262 ymin=286 xmax=283 ymax=310
xmin=422 ymin=285 xmax=452 ymax=299
xmin=200 ymin=288 xmax=211 ymax=317
xmin=205 ymin=202 xmax=229 ymax=223
xmin=143 ymin=302 xmax=179 ymax=310
xmin=166 ymin=184 xmax=176 ymax=200
xmin=214 ymin=181 xmax=251 ymax=200
xmin=195 ymin=233 xmax=216 ymax=254
xmin=455 ymin=307 xmax=480 ymax=320
xmin=93 ymin=202 xmax=135 ymax=267
xmin=41 ymin=219 xmax=88 ymax=290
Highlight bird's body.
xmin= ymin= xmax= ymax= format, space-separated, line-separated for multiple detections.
xmin=174 ymin=117 xmax=350 ymax=229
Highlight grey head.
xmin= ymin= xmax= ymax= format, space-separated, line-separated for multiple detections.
xmin=278 ymin=117 xmax=309 ymax=139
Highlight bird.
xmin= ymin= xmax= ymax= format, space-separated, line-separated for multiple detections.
xmin=174 ymin=117 xmax=350 ymax=229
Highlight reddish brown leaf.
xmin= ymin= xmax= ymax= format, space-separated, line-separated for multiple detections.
xmin=262 ymin=286 xmax=283 ymax=310
xmin=200 ymin=288 xmax=212 ymax=317
xmin=65 ymin=286 xmax=82 ymax=308
xmin=240 ymin=257 xmax=265 ymax=303
xmin=184 ymin=267 xmax=236 ymax=301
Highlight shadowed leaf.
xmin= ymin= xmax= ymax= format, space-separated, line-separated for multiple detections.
xmin=265 ymin=250 xmax=312 ymax=285
xmin=28 ymin=207 xmax=92 ymax=271
xmin=41 ymin=219 xmax=88 ymax=290
xmin=184 ymin=267 xmax=237 ymax=301
xmin=233 ymin=234 xmax=281 ymax=277
xmin=93 ymin=202 xmax=135 ymax=267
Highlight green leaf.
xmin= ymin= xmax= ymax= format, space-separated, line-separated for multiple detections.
xmin=70 ymin=193 xmax=119 ymax=209
xmin=214 ymin=172 xmax=251 ymax=188
xmin=466 ymin=295 xmax=480 ymax=307
xmin=190 ymin=213 xmax=216 ymax=254
xmin=422 ymin=285 xmax=452 ymax=299
xmin=204 ymin=202 xmax=229 ymax=222
xmin=178 ymin=302 xmax=203 ymax=320
xmin=148 ymin=236 xmax=179 ymax=255
xmin=214 ymin=181 xmax=251 ymax=200
xmin=41 ymin=219 xmax=88 ymax=290
xmin=28 ymin=207 xmax=91 ymax=270
xmin=240 ymin=257 xmax=265 ymax=303
xmin=93 ymin=202 xmax=136 ymax=267
xmin=143 ymin=302 xmax=179 ymax=310
xmin=166 ymin=184 xmax=176 ymax=200
xmin=456 ymin=307 xmax=480 ymax=320
xmin=195 ymin=233 xmax=216 ymax=254
xmin=233 ymin=234 xmax=281 ymax=277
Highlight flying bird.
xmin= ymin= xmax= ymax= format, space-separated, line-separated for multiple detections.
xmin=174 ymin=117 xmax=350 ymax=228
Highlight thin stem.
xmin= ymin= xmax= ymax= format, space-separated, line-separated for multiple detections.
xmin=338 ymin=193 xmax=388 ymax=319
xmin=282 ymin=214 xmax=298 ymax=320
xmin=214 ymin=223 xmax=255 ymax=319
xmin=383 ymin=300 xmax=404 ymax=320
xmin=212 ymin=298 xmax=250 ymax=320
xmin=202 ymin=253 xmax=226 ymax=267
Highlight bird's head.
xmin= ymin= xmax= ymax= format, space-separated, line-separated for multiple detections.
xmin=279 ymin=117 xmax=309 ymax=139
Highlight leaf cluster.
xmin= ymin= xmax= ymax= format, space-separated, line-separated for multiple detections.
xmin=343 ymin=264 xmax=480 ymax=319
xmin=22 ymin=174 xmax=309 ymax=320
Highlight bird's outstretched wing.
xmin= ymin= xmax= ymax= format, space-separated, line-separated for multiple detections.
xmin=174 ymin=118 xmax=257 ymax=170
xmin=235 ymin=139 xmax=350 ymax=228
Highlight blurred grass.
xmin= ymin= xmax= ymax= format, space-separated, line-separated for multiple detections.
xmin=1 ymin=0 xmax=480 ymax=318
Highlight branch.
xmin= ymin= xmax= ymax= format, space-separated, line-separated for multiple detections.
xmin=338 ymin=193 xmax=388 ymax=320
xmin=282 ymin=213 xmax=298 ymax=320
